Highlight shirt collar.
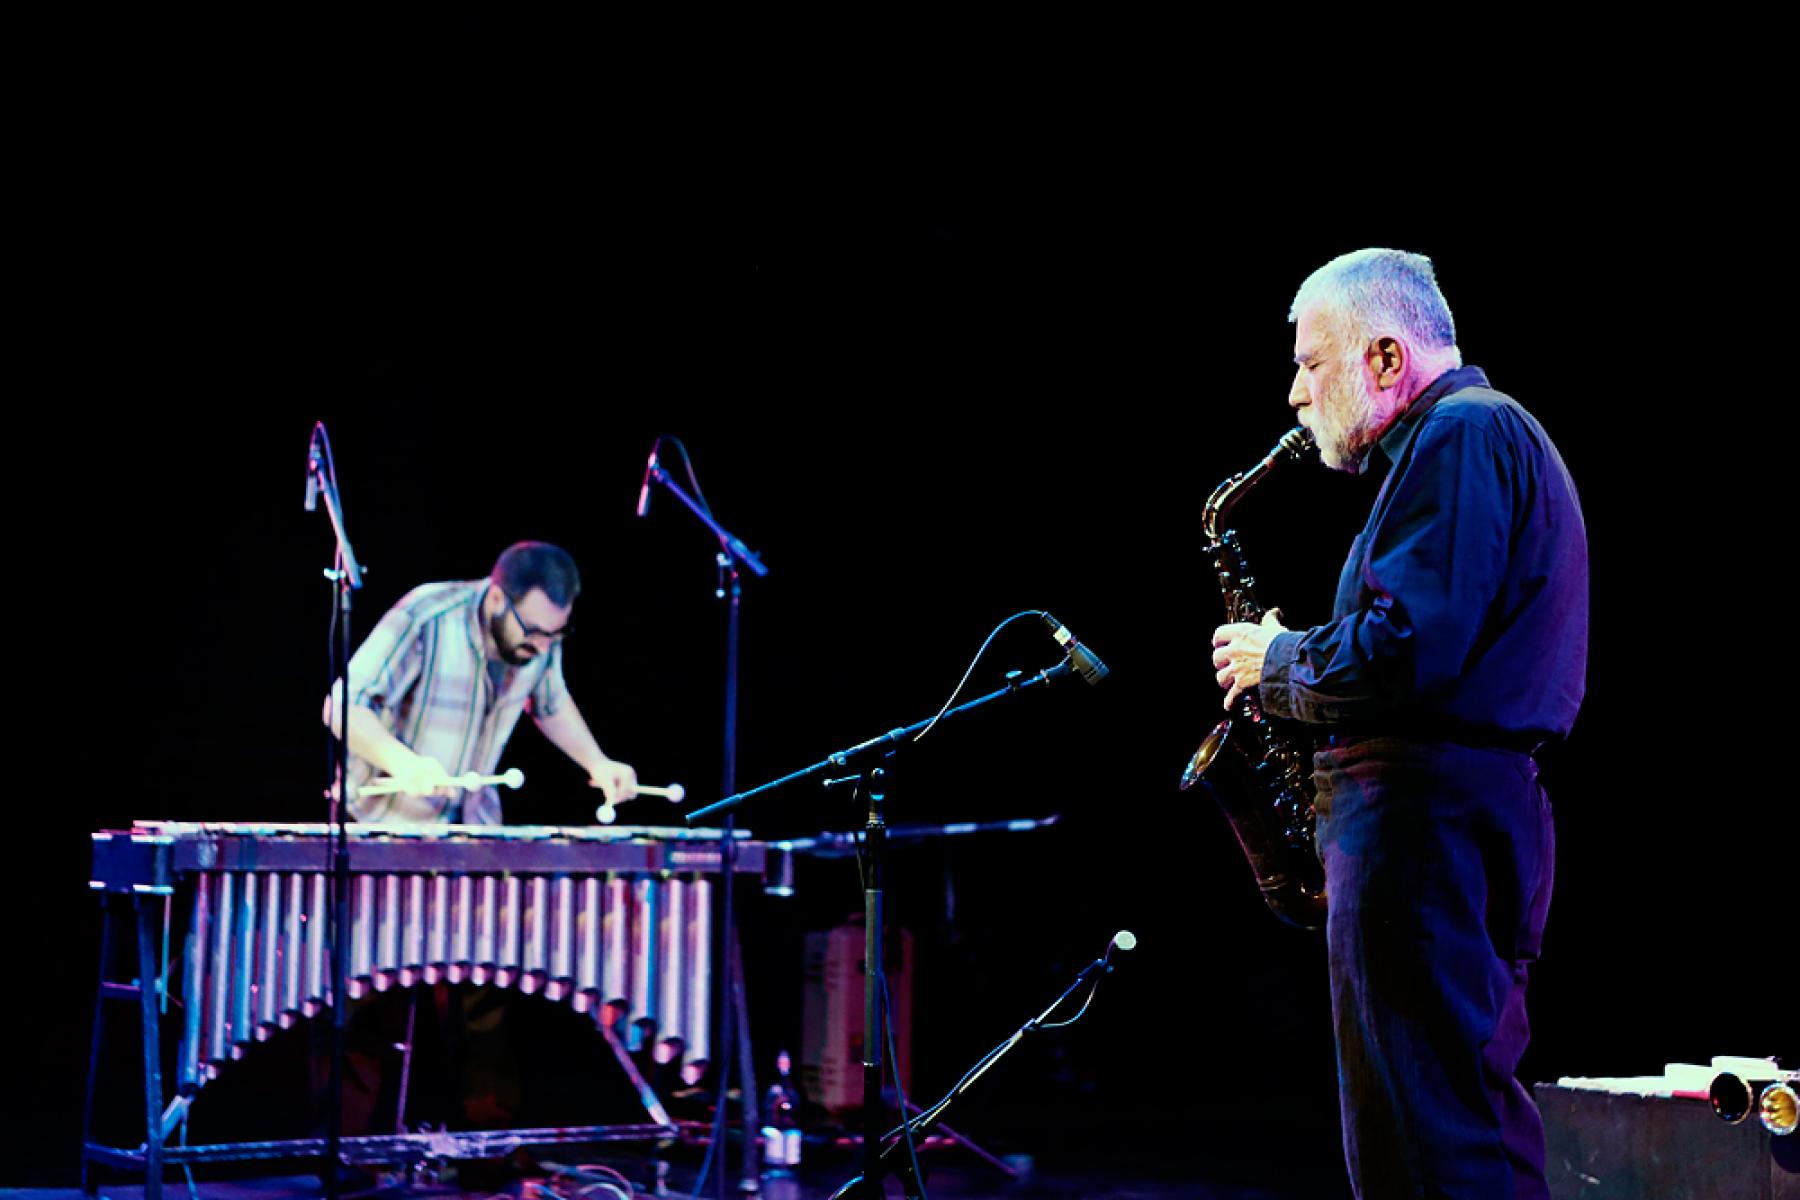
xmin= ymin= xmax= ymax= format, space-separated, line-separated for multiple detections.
xmin=1371 ymin=364 xmax=1491 ymax=471
xmin=461 ymin=578 xmax=493 ymax=657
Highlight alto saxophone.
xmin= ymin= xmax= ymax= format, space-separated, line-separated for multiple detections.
xmin=1180 ymin=426 xmax=1327 ymax=930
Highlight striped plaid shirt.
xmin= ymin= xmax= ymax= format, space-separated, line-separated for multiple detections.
xmin=346 ymin=579 xmax=568 ymax=824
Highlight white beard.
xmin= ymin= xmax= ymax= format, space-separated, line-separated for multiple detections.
xmin=1313 ymin=347 xmax=1383 ymax=472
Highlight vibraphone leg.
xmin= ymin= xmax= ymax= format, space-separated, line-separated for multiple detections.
xmin=79 ymin=895 xmax=116 ymax=1196
xmin=136 ymin=893 xmax=166 ymax=1200
xmin=597 ymin=1019 xmax=673 ymax=1130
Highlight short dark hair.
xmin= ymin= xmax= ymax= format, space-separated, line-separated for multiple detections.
xmin=492 ymin=541 xmax=581 ymax=606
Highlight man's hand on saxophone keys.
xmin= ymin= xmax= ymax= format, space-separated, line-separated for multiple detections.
xmin=1212 ymin=608 xmax=1289 ymax=710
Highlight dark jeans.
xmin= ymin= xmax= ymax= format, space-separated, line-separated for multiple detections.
xmin=1313 ymin=738 xmax=1555 ymax=1200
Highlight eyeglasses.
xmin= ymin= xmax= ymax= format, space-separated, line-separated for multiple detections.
xmin=502 ymin=592 xmax=574 ymax=642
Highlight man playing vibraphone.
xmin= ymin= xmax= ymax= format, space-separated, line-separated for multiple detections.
xmin=326 ymin=540 xmax=638 ymax=822
xmin=320 ymin=540 xmax=641 ymax=1135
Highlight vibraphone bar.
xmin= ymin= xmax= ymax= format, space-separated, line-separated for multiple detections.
xmin=82 ymin=821 xmax=765 ymax=1199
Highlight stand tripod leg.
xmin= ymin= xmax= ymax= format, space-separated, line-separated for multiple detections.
xmin=833 ymin=935 xmax=1129 ymax=1200
xmin=902 ymin=1101 xmax=1018 ymax=1179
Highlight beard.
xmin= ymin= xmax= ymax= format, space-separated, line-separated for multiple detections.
xmin=1313 ymin=348 xmax=1383 ymax=472
xmin=489 ymin=612 xmax=539 ymax=666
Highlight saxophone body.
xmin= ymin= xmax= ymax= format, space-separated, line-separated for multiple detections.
xmin=1181 ymin=426 xmax=1327 ymax=931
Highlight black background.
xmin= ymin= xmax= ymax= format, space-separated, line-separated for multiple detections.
xmin=10 ymin=20 xmax=1794 ymax=1188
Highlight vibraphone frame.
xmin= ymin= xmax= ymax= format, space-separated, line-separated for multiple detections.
xmin=81 ymin=821 xmax=765 ymax=1200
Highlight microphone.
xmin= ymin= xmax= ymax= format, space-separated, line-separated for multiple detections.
xmin=1071 ymin=929 xmax=1138 ymax=990
xmin=635 ymin=443 xmax=660 ymax=518
xmin=1089 ymin=930 xmax=1137 ymax=980
xmin=303 ymin=431 xmax=323 ymax=512
xmin=1040 ymin=612 xmax=1110 ymax=685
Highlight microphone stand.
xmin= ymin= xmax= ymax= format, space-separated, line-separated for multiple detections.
xmin=639 ymin=456 xmax=767 ymax=1196
xmin=829 ymin=935 xmax=1133 ymax=1200
xmin=305 ymin=424 xmax=363 ymax=1199
xmin=685 ymin=657 xmax=1094 ymax=1199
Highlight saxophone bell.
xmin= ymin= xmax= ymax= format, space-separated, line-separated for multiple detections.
xmin=1179 ymin=719 xmax=1231 ymax=791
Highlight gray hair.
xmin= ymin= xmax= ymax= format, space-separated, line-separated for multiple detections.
xmin=1290 ymin=248 xmax=1462 ymax=370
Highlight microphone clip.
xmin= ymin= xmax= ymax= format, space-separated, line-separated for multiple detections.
xmin=1040 ymin=611 xmax=1110 ymax=686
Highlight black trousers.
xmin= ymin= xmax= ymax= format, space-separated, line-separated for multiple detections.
xmin=1313 ymin=738 xmax=1555 ymax=1200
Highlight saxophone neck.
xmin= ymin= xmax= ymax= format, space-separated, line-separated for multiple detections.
xmin=1203 ymin=426 xmax=1316 ymax=537
xmin=1201 ymin=475 xmax=1247 ymax=539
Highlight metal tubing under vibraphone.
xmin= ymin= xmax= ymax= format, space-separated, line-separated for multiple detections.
xmin=602 ymin=875 xmax=629 ymax=1007
xmin=206 ymin=873 xmax=233 ymax=1070
xmin=497 ymin=875 xmax=523 ymax=989
xmin=304 ymin=873 xmax=327 ymax=1015
xmin=258 ymin=873 xmax=281 ymax=1038
xmin=281 ymin=873 xmax=304 ymax=1026
xmin=473 ymin=874 xmax=498 ymax=985
xmin=547 ymin=875 xmax=575 ymax=1002
xmin=657 ymin=878 xmax=687 ymax=1059
xmin=449 ymin=874 xmax=474 ymax=984
xmin=88 ymin=822 xmax=770 ymax=1196
xmin=573 ymin=876 xmax=601 ymax=1013
xmin=178 ymin=873 xmax=210 ymax=1090
xmin=375 ymin=873 xmax=400 ymax=992
xmin=685 ymin=878 xmax=713 ymax=1058
xmin=628 ymin=876 xmax=657 ymax=1031
xmin=522 ymin=876 xmax=548 ymax=995
xmin=230 ymin=872 xmax=255 ymax=1058
xmin=398 ymin=874 xmax=425 ymax=989
xmin=426 ymin=874 xmax=449 ymax=984
xmin=102 ymin=824 xmax=767 ymax=1123
xmin=185 ymin=873 xmax=733 ymax=1077
xmin=349 ymin=874 xmax=374 ymax=996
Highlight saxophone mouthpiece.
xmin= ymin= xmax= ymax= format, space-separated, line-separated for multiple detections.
xmin=1279 ymin=426 xmax=1316 ymax=458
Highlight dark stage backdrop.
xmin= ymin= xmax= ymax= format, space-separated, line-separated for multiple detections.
xmin=13 ymin=45 xmax=1793 ymax=1186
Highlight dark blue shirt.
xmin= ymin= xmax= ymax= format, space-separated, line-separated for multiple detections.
xmin=1260 ymin=366 xmax=1588 ymax=748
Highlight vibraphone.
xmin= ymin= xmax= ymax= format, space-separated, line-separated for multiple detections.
xmin=82 ymin=820 xmax=766 ymax=1198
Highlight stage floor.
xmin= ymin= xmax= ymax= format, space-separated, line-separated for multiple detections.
xmin=6 ymin=1165 xmax=1341 ymax=1200
xmin=8 ymin=1119 xmax=1353 ymax=1199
